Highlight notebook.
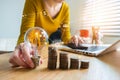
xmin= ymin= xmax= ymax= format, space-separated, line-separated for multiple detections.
xmin=59 ymin=40 xmax=120 ymax=57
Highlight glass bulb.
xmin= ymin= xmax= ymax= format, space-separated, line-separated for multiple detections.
xmin=24 ymin=27 xmax=48 ymax=50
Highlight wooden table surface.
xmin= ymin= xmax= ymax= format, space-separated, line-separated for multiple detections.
xmin=0 ymin=47 xmax=120 ymax=80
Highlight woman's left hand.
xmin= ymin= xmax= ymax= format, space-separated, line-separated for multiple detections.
xmin=68 ymin=35 xmax=85 ymax=46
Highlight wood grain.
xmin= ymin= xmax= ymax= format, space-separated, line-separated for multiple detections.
xmin=0 ymin=48 xmax=120 ymax=80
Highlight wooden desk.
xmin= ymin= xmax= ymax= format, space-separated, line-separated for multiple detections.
xmin=0 ymin=48 xmax=120 ymax=80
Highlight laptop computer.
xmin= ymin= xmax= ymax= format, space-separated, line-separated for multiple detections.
xmin=58 ymin=40 xmax=120 ymax=57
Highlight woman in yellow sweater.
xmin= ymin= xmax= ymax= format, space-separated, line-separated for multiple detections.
xmin=9 ymin=0 xmax=77 ymax=68
xmin=17 ymin=0 xmax=71 ymax=45
xmin=9 ymin=0 xmax=103 ymax=69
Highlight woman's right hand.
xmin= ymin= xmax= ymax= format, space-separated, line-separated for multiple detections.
xmin=9 ymin=42 xmax=35 ymax=68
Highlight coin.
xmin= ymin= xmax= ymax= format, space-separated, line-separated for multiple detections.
xmin=80 ymin=60 xmax=89 ymax=69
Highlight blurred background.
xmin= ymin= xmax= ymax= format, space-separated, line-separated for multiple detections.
xmin=0 ymin=0 xmax=120 ymax=51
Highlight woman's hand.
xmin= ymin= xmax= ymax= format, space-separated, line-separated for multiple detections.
xmin=69 ymin=35 xmax=86 ymax=46
xmin=9 ymin=42 xmax=41 ymax=68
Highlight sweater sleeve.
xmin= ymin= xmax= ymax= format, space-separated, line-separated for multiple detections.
xmin=61 ymin=4 xmax=71 ymax=44
xmin=17 ymin=0 xmax=36 ymax=45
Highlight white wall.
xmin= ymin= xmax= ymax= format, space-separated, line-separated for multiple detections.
xmin=66 ymin=0 xmax=85 ymax=35
xmin=0 ymin=0 xmax=25 ymax=51
xmin=0 ymin=0 xmax=25 ymax=38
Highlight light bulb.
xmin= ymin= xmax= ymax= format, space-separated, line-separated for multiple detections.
xmin=24 ymin=27 xmax=48 ymax=68
xmin=24 ymin=27 xmax=48 ymax=50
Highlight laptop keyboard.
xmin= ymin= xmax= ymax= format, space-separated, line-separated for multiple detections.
xmin=67 ymin=43 xmax=107 ymax=52
xmin=67 ymin=43 xmax=88 ymax=50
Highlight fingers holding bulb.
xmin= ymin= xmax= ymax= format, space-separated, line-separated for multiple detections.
xmin=9 ymin=46 xmax=29 ymax=68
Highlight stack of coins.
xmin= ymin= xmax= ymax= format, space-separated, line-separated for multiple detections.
xmin=59 ymin=52 xmax=68 ymax=69
xmin=70 ymin=57 xmax=79 ymax=69
xmin=80 ymin=60 xmax=89 ymax=69
xmin=48 ymin=46 xmax=57 ymax=70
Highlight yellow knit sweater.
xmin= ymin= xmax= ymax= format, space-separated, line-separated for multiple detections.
xmin=17 ymin=0 xmax=71 ymax=45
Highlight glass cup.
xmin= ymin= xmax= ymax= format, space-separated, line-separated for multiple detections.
xmin=79 ymin=29 xmax=91 ymax=44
